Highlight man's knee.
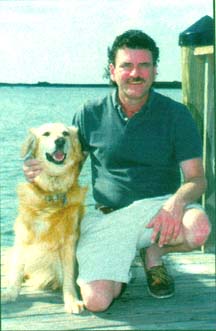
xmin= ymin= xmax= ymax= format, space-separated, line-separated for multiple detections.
xmin=80 ymin=280 xmax=122 ymax=312
xmin=183 ymin=209 xmax=211 ymax=248
xmin=84 ymin=293 xmax=112 ymax=312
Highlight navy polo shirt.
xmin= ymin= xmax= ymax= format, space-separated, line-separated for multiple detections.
xmin=72 ymin=89 xmax=202 ymax=209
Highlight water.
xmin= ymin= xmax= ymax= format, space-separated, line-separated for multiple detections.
xmin=0 ymin=86 xmax=182 ymax=246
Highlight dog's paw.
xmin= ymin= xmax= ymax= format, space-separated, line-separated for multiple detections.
xmin=1 ymin=288 xmax=19 ymax=303
xmin=64 ymin=298 xmax=85 ymax=314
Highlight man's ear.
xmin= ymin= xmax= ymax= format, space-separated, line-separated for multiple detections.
xmin=153 ymin=66 xmax=158 ymax=79
xmin=109 ymin=63 xmax=116 ymax=82
xmin=21 ymin=129 xmax=37 ymax=160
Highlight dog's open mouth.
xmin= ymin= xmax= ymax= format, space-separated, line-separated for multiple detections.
xmin=46 ymin=151 xmax=66 ymax=165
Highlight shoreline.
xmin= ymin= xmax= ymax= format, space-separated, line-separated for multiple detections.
xmin=0 ymin=81 xmax=182 ymax=89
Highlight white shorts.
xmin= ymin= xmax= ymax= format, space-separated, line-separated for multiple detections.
xmin=77 ymin=195 xmax=203 ymax=285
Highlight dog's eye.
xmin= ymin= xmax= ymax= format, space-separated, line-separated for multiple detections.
xmin=62 ymin=131 xmax=69 ymax=137
xmin=43 ymin=132 xmax=50 ymax=137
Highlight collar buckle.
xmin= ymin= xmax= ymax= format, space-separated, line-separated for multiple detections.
xmin=45 ymin=193 xmax=67 ymax=205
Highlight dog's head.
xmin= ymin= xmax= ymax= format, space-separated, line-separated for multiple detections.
xmin=21 ymin=123 xmax=83 ymax=175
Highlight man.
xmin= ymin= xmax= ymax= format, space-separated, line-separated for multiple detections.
xmin=24 ymin=30 xmax=211 ymax=312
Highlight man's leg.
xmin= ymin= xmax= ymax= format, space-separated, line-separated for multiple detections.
xmin=140 ymin=208 xmax=211 ymax=298
xmin=144 ymin=208 xmax=211 ymax=269
xmin=80 ymin=280 xmax=122 ymax=312
xmin=76 ymin=204 xmax=143 ymax=313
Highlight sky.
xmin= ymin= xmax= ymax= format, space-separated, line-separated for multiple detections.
xmin=0 ymin=0 xmax=213 ymax=84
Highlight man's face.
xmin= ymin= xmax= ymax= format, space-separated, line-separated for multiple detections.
xmin=110 ymin=47 xmax=157 ymax=104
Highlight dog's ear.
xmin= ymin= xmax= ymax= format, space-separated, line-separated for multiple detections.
xmin=21 ymin=129 xmax=37 ymax=160
xmin=68 ymin=126 xmax=84 ymax=162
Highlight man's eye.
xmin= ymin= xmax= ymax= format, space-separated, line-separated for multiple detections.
xmin=62 ymin=131 xmax=69 ymax=137
xmin=139 ymin=63 xmax=152 ymax=68
xmin=43 ymin=132 xmax=50 ymax=136
xmin=124 ymin=64 xmax=132 ymax=68
xmin=120 ymin=63 xmax=132 ymax=69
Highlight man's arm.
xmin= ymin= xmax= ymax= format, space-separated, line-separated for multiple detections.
xmin=146 ymin=157 xmax=206 ymax=247
xmin=172 ymin=157 xmax=207 ymax=205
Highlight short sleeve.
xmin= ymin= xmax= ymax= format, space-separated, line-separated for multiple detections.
xmin=174 ymin=105 xmax=203 ymax=162
xmin=71 ymin=107 xmax=90 ymax=152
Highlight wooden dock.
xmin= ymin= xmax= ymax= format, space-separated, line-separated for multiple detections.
xmin=1 ymin=248 xmax=215 ymax=331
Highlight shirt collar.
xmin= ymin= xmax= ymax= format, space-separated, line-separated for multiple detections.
xmin=111 ymin=88 xmax=155 ymax=119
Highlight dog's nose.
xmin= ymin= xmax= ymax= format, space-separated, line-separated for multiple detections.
xmin=55 ymin=137 xmax=65 ymax=148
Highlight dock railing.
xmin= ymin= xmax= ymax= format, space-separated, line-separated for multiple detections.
xmin=179 ymin=16 xmax=215 ymax=251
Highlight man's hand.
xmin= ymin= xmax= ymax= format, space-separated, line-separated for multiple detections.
xmin=23 ymin=159 xmax=42 ymax=182
xmin=146 ymin=158 xmax=207 ymax=248
xmin=146 ymin=197 xmax=184 ymax=247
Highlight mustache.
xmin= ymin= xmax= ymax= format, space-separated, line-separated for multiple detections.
xmin=127 ymin=78 xmax=145 ymax=83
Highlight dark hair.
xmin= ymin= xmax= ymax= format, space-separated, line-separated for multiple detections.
xmin=104 ymin=29 xmax=159 ymax=83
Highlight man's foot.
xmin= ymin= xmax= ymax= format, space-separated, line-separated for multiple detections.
xmin=140 ymin=248 xmax=175 ymax=299
xmin=117 ymin=283 xmax=127 ymax=299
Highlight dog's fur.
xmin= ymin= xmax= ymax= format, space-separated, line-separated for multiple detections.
xmin=2 ymin=123 xmax=87 ymax=314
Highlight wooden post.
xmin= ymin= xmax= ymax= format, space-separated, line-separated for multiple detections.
xmin=179 ymin=17 xmax=215 ymax=251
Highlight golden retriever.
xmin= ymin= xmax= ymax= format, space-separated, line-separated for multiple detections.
xmin=2 ymin=123 xmax=87 ymax=314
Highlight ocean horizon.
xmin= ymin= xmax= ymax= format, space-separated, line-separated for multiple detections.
xmin=0 ymin=81 xmax=182 ymax=89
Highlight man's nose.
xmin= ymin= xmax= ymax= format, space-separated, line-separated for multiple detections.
xmin=129 ymin=66 xmax=140 ymax=77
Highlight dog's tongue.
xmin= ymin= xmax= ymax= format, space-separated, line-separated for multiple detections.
xmin=53 ymin=151 xmax=65 ymax=161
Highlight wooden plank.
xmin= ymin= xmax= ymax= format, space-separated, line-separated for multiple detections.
xmin=181 ymin=46 xmax=215 ymax=250
xmin=1 ymin=249 xmax=215 ymax=331
xmin=194 ymin=46 xmax=214 ymax=55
